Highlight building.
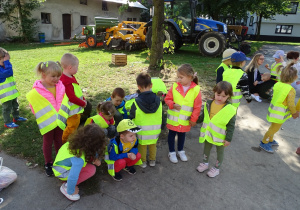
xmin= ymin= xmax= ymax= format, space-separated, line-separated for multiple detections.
xmin=0 ymin=0 xmax=147 ymax=41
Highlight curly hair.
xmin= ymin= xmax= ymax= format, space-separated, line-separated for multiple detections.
xmin=68 ymin=124 xmax=107 ymax=162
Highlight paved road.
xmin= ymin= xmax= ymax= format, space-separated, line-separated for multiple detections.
xmin=1 ymin=45 xmax=300 ymax=210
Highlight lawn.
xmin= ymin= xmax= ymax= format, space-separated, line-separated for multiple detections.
xmin=0 ymin=40 xmax=293 ymax=165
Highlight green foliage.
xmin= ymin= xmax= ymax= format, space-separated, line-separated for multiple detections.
xmin=0 ymin=0 xmax=41 ymax=42
xmin=163 ymin=40 xmax=175 ymax=54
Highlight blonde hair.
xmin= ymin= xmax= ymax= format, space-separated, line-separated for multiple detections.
xmin=96 ymin=101 xmax=116 ymax=116
xmin=35 ymin=61 xmax=63 ymax=77
xmin=61 ymin=53 xmax=79 ymax=69
xmin=280 ymin=62 xmax=298 ymax=83
xmin=0 ymin=48 xmax=8 ymax=58
xmin=177 ymin=64 xmax=198 ymax=85
xmin=245 ymin=53 xmax=263 ymax=73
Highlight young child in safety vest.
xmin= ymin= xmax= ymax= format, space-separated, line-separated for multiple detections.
xmin=165 ymin=64 xmax=202 ymax=163
xmin=0 ymin=48 xmax=27 ymax=128
xmin=129 ymin=73 xmax=162 ymax=168
xmin=105 ymin=87 xmax=128 ymax=126
xmin=60 ymin=53 xmax=90 ymax=143
xmin=85 ymin=101 xmax=117 ymax=138
xmin=105 ymin=119 xmax=142 ymax=181
xmin=53 ymin=124 xmax=106 ymax=201
xmin=27 ymin=61 xmax=67 ymax=177
xmin=265 ymin=50 xmax=286 ymax=82
xmin=197 ymin=81 xmax=236 ymax=178
xmin=223 ymin=51 xmax=252 ymax=108
xmin=216 ymin=49 xmax=236 ymax=83
xmin=260 ymin=62 xmax=300 ymax=153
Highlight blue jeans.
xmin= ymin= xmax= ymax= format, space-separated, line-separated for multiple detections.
xmin=168 ymin=130 xmax=186 ymax=152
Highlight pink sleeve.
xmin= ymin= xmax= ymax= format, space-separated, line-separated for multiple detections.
xmin=164 ymin=85 xmax=174 ymax=110
xmin=190 ymin=90 xmax=202 ymax=122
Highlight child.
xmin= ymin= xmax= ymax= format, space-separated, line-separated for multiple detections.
xmin=286 ymin=51 xmax=300 ymax=90
xmin=223 ymin=51 xmax=252 ymax=108
xmin=105 ymin=119 xmax=142 ymax=181
xmin=53 ymin=124 xmax=106 ymax=201
xmin=129 ymin=73 xmax=162 ymax=168
xmin=165 ymin=64 xmax=202 ymax=163
xmin=26 ymin=61 xmax=68 ymax=176
xmin=197 ymin=81 xmax=236 ymax=178
xmin=60 ymin=53 xmax=90 ymax=143
xmin=0 ymin=48 xmax=27 ymax=128
xmin=216 ymin=49 xmax=236 ymax=83
xmin=265 ymin=50 xmax=286 ymax=82
xmin=260 ymin=62 xmax=299 ymax=153
xmin=85 ymin=101 xmax=117 ymax=138
xmin=105 ymin=87 xmax=127 ymax=126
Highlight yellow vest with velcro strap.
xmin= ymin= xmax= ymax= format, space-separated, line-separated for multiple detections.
xmin=270 ymin=62 xmax=282 ymax=82
xmin=151 ymin=77 xmax=167 ymax=94
xmin=68 ymin=83 xmax=84 ymax=116
xmin=266 ymin=82 xmax=292 ymax=124
xmin=125 ymin=98 xmax=135 ymax=112
xmin=199 ymin=102 xmax=236 ymax=146
xmin=167 ymin=83 xmax=200 ymax=126
xmin=0 ymin=76 xmax=20 ymax=103
xmin=223 ymin=68 xmax=244 ymax=108
xmin=104 ymin=140 xmax=142 ymax=176
xmin=133 ymin=100 xmax=162 ymax=145
xmin=52 ymin=142 xmax=87 ymax=181
xmin=26 ymin=89 xmax=69 ymax=135
xmin=84 ymin=114 xmax=110 ymax=128
xmin=215 ymin=63 xmax=230 ymax=73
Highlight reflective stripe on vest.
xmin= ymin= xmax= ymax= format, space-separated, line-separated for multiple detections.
xmin=26 ymin=89 xmax=69 ymax=135
xmin=67 ymin=84 xmax=84 ymax=116
xmin=0 ymin=76 xmax=20 ymax=103
xmin=199 ymin=102 xmax=236 ymax=146
xmin=133 ymin=101 xmax=162 ymax=145
xmin=53 ymin=142 xmax=86 ymax=180
xmin=167 ymin=83 xmax=200 ymax=126
xmin=223 ymin=68 xmax=244 ymax=108
xmin=266 ymin=82 xmax=292 ymax=124
xmin=84 ymin=114 xmax=109 ymax=128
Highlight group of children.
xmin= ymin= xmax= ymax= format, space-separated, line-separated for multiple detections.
xmin=1 ymin=46 xmax=300 ymax=201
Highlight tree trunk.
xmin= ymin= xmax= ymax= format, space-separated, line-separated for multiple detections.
xmin=148 ymin=0 xmax=164 ymax=71
xmin=255 ymin=14 xmax=262 ymax=41
xmin=16 ymin=0 xmax=28 ymax=42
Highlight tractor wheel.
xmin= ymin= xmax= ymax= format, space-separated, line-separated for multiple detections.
xmin=146 ymin=25 xmax=178 ymax=53
xmin=86 ymin=35 xmax=97 ymax=48
xmin=198 ymin=32 xmax=226 ymax=57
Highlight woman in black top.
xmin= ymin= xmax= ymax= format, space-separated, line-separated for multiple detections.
xmin=245 ymin=53 xmax=276 ymax=101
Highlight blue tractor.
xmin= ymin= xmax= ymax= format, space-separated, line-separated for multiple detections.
xmin=146 ymin=0 xmax=229 ymax=57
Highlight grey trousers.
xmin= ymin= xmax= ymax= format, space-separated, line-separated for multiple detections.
xmin=2 ymin=98 xmax=19 ymax=123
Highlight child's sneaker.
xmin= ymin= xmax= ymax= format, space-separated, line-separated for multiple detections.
xmin=139 ymin=161 xmax=147 ymax=168
xmin=44 ymin=163 xmax=54 ymax=176
xmin=178 ymin=151 xmax=188 ymax=161
xmin=259 ymin=141 xmax=274 ymax=153
xmin=60 ymin=183 xmax=80 ymax=201
xmin=207 ymin=167 xmax=220 ymax=178
xmin=168 ymin=152 xmax=178 ymax=163
xmin=13 ymin=117 xmax=28 ymax=123
xmin=269 ymin=140 xmax=279 ymax=146
xmin=112 ymin=172 xmax=122 ymax=181
xmin=296 ymin=147 xmax=300 ymax=155
xmin=149 ymin=160 xmax=156 ymax=167
xmin=124 ymin=166 xmax=136 ymax=175
xmin=251 ymin=94 xmax=262 ymax=102
xmin=196 ymin=162 xmax=209 ymax=173
xmin=4 ymin=122 xmax=19 ymax=128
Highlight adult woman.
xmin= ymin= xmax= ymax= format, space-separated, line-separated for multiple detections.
xmin=245 ymin=53 xmax=276 ymax=102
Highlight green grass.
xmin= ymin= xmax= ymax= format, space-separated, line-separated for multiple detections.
xmin=0 ymin=40 xmax=296 ymax=165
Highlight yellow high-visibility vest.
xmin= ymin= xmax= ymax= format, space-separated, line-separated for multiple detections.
xmin=26 ymin=89 xmax=69 ymax=135
xmin=223 ymin=68 xmax=244 ymax=108
xmin=270 ymin=62 xmax=282 ymax=82
xmin=52 ymin=142 xmax=87 ymax=181
xmin=84 ymin=114 xmax=110 ymax=128
xmin=215 ymin=63 xmax=230 ymax=73
xmin=151 ymin=77 xmax=167 ymax=95
xmin=133 ymin=100 xmax=162 ymax=145
xmin=199 ymin=102 xmax=236 ymax=146
xmin=68 ymin=83 xmax=84 ymax=116
xmin=0 ymin=76 xmax=20 ymax=103
xmin=266 ymin=82 xmax=292 ymax=124
xmin=167 ymin=83 xmax=200 ymax=126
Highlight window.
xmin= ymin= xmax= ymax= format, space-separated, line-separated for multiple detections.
xmin=275 ymin=25 xmax=293 ymax=34
xmin=102 ymin=1 xmax=108 ymax=11
xmin=80 ymin=16 xmax=87 ymax=25
xmin=41 ymin=13 xmax=51 ymax=24
xmin=80 ymin=0 xmax=87 ymax=5
xmin=286 ymin=2 xmax=298 ymax=14
xmin=249 ymin=16 xmax=254 ymax=26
